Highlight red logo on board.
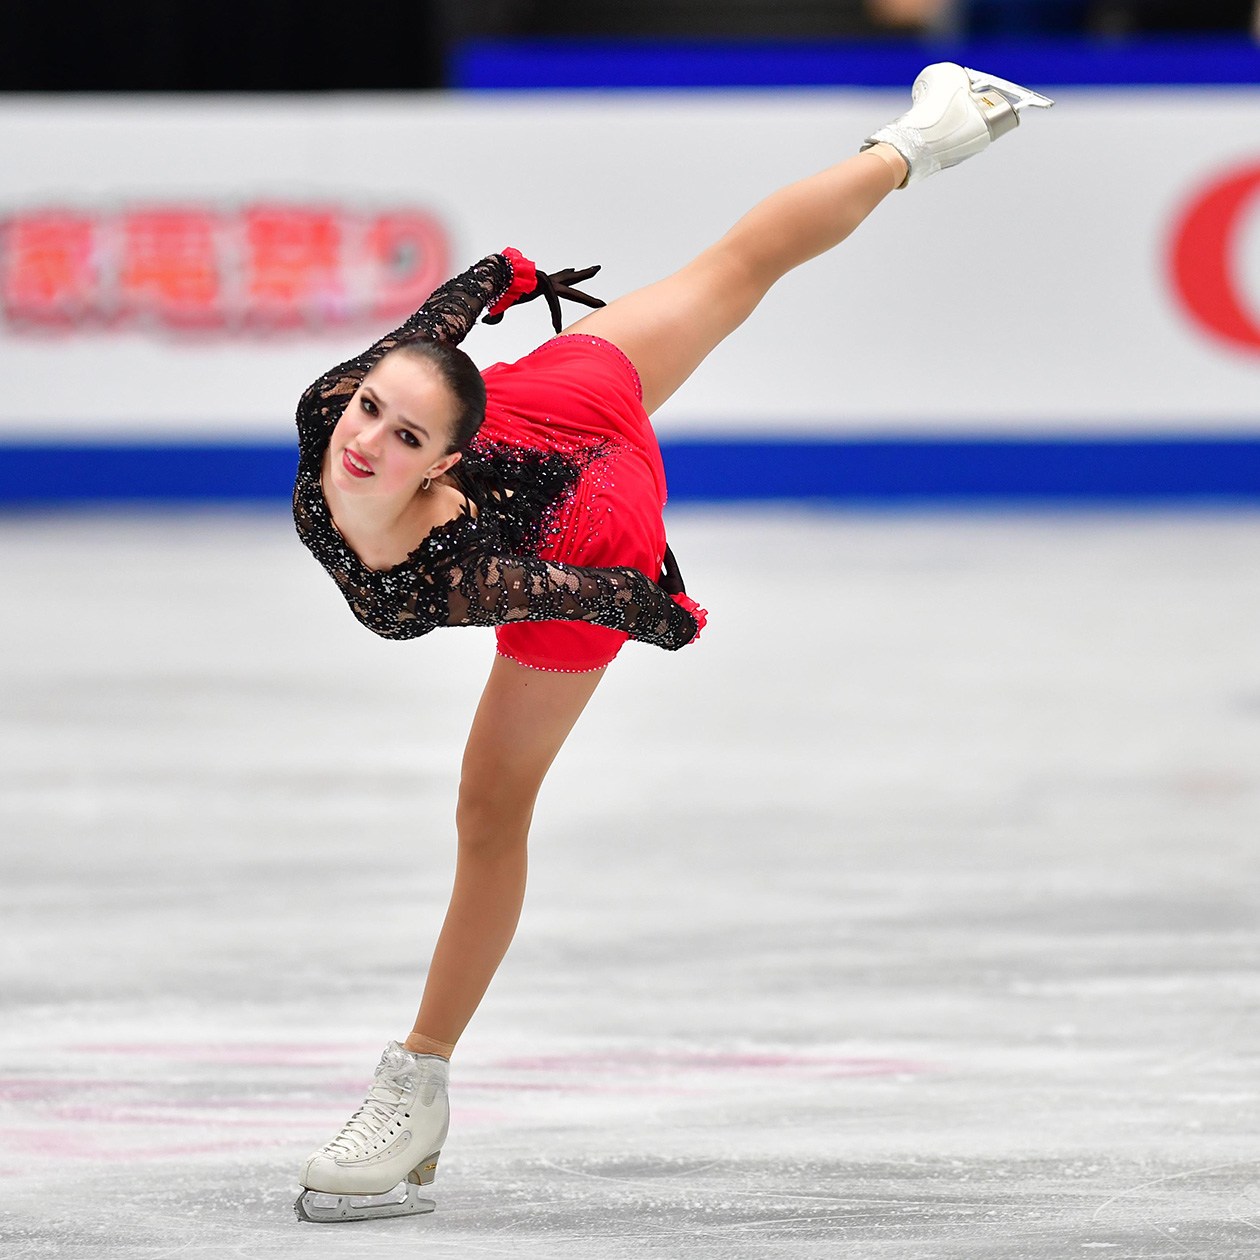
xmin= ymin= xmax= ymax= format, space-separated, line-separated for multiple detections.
xmin=0 ymin=204 xmax=449 ymax=332
xmin=1169 ymin=163 xmax=1260 ymax=355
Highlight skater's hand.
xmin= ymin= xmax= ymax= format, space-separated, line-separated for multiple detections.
xmin=482 ymin=265 xmax=606 ymax=334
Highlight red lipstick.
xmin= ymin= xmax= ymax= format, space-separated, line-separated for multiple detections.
xmin=342 ymin=448 xmax=374 ymax=478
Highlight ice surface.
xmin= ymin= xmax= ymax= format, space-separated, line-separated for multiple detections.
xmin=1 ymin=507 xmax=1259 ymax=1258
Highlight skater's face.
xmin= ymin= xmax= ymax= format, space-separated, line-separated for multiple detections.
xmin=328 ymin=354 xmax=463 ymax=499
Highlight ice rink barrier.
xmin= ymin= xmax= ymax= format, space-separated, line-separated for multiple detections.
xmin=5 ymin=436 xmax=1260 ymax=505
xmin=2 ymin=39 xmax=1259 ymax=503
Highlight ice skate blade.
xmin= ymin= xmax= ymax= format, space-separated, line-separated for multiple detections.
xmin=964 ymin=67 xmax=1054 ymax=112
xmin=294 ymin=1181 xmax=436 ymax=1224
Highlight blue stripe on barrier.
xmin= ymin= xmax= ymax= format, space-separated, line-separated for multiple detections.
xmin=0 ymin=444 xmax=300 ymax=504
xmin=452 ymin=37 xmax=1260 ymax=90
xmin=663 ymin=439 xmax=1260 ymax=500
xmin=5 ymin=438 xmax=1260 ymax=505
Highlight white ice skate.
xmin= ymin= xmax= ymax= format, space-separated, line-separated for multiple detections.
xmin=862 ymin=63 xmax=1054 ymax=187
xmin=295 ymin=1041 xmax=449 ymax=1224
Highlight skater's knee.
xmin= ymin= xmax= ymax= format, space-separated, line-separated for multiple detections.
xmin=455 ymin=780 xmax=532 ymax=856
xmin=707 ymin=226 xmax=788 ymax=299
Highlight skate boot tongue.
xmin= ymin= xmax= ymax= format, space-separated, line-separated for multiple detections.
xmin=373 ymin=1041 xmax=421 ymax=1095
xmin=372 ymin=1040 xmax=449 ymax=1104
xmin=364 ymin=1077 xmax=407 ymax=1108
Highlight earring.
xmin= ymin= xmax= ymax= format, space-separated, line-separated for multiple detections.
xmin=421 ymin=477 xmax=431 ymax=491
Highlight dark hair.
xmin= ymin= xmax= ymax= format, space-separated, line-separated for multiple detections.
xmin=385 ymin=338 xmax=486 ymax=452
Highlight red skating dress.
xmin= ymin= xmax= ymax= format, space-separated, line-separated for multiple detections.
xmin=479 ymin=333 xmax=668 ymax=672
xmin=292 ymin=250 xmax=706 ymax=665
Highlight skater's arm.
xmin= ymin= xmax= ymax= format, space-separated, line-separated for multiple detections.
xmin=293 ymin=253 xmax=519 ymax=455
xmin=442 ymin=553 xmax=703 ymax=650
xmin=341 ymin=544 xmax=702 ymax=649
xmin=294 ymin=251 xmax=604 ymax=455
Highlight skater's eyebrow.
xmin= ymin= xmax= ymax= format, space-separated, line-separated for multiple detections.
xmin=363 ymin=385 xmax=430 ymax=441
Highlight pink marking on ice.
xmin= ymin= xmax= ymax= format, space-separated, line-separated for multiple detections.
xmin=459 ymin=1079 xmax=702 ymax=1096
xmin=1 ymin=1129 xmax=101 ymax=1158
xmin=485 ymin=1051 xmax=932 ymax=1076
xmin=45 ymin=1107 xmax=318 ymax=1128
xmin=0 ymin=1128 xmax=297 ymax=1161
xmin=0 ymin=1080 xmax=63 ymax=1101
xmin=67 ymin=1043 xmax=373 ymax=1065
xmin=83 ymin=1097 xmax=362 ymax=1112
xmin=0 ymin=1078 xmax=158 ymax=1100
xmin=447 ymin=1107 xmax=508 ymax=1126
xmin=124 ymin=1138 xmax=293 ymax=1159
xmin=0 ymin=1080 xmax=367 ymax=1109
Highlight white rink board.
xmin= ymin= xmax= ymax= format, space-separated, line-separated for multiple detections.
xmin=0 ymin=90 xmax=1257 ymax=440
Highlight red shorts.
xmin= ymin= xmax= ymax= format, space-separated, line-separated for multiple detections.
xmin=478 ymin=334 xmax=668 ymax=673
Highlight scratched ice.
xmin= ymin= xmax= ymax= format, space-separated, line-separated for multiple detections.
xmin=2 ymin=507 xmax=1259 ymax=1259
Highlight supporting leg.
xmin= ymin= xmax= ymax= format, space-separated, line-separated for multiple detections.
xmin=405 ymin=654 xmax=605 ymax=1057
xmin=565 ymin=145 xmax=907 ymax=415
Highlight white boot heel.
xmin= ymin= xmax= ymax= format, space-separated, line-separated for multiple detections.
xmin=965 ymin=67 xmax=1055 ymax=118
xmin=862 ymin=62 xmax=1054 ymax=187
xmin=407 ymin=1150 xmax=441 ymax=1187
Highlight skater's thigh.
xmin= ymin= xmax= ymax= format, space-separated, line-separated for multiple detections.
xmin=564 ymin=248 xmax=763 ymax=416
xmin=458 ymin=654 xmax=604 ymax=815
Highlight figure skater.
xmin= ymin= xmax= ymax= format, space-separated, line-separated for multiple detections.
xmin=291 ymin=64 xmax=1052 ymax=1223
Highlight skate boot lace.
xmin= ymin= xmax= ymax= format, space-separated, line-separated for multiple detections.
xmin=322 ymin=1077 xmax=411 ymax=1158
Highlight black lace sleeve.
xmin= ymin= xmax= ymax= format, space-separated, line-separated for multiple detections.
xmin=294 ymin=254 xmax=514 ymax=461
xmin=445 ymin=553 xmax=700 ymax=651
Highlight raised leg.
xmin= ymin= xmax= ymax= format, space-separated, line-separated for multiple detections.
xmin=565 ymin=145 xmax=907 ymax=415
xmin=404 ymin=654 xmax=605 ymax=1057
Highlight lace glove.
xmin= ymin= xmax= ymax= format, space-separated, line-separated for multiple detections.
xmin=483 ymin=252 xmax=607 ymax=334
xmin=443 ymin=554 xmax=702 ymax=650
